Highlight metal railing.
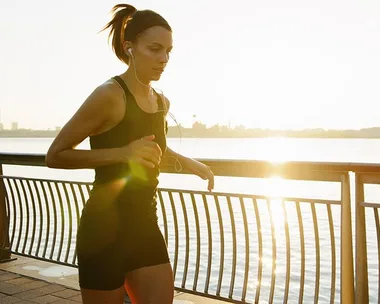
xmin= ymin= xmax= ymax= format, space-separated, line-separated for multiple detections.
xmin=0 ymin=153 xmax=378 ymax=303
xmin=355 ymin=173 xmax=380 ymax=304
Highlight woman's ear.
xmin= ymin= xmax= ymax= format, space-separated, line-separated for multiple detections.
xmin=123 ymin=41 xmax=133 ymax=56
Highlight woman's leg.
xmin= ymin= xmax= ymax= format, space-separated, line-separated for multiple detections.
xmin=124 ymin=263 xmax=174 ymax=304
xmin=77 ymin=219 xmax=126 ymax=304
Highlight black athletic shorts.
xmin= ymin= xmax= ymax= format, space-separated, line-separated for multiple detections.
xmin=76 ymin=187 xmax=170 ymax=291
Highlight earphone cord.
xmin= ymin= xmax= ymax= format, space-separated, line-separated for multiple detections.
xmin=130 ymin=50 xmax=183 ymax=172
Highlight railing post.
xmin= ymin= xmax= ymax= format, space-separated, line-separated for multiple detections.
xmin=355 ymin=173 xmax=369 ymax=303
xmin=341 ymin=172 xmax=354 ymax=303
xmin=0 ymin=164 xmax=14 ymax=263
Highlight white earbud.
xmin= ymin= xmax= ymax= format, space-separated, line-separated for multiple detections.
xmin=128 ymin=48 xmax=133 ymax=57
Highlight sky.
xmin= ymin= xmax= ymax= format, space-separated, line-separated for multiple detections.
xmin=0 ymin=0 xmax=379 ymax=130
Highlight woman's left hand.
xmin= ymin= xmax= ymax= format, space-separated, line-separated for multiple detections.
xmin=185 ymin=158 xmax=214 ymax=191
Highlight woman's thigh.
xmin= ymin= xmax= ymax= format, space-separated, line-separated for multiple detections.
xmin=124 ymin=263 xmax=174 ymax=304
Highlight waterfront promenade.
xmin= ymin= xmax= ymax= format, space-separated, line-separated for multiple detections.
xmin=0 ymin=255 xmax=226 ymax=303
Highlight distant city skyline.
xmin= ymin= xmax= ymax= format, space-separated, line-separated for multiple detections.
xmin=1 ymin=1 xmax=380 ymax=130
xmin=5 ymin=120 xmax=380 ymax=139
xmin=5 ymin=118 xmax=380 ymax=132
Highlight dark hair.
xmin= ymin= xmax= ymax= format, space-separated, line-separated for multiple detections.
xmin=101 ymin=4 xmax=172 ymax=64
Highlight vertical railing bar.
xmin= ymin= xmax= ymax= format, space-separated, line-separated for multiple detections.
xmin=283 ymin=201 xmax=291 ymax=304
xmin=340 ymin=173 xmax=354 ymax=304
xmin=355 ymin=173 xmax=369 ymax=304
xmin=168 ymin=191 xmax=179 ymax=279
xmin=158 ymin=190 xmax=169 ymax=246
xmin=4 ymin=178 xmax=9 ymax=214
xmin=47 ymin=182 xmax=58 ymax=260
xmin=4 ymin=179 xmax=17 ymax=247
xmin=11 ymin=179 xmax=24 ymax=253
xmin=239 ymin=197 xmax=250 ymax=302
xmin=40 ymin=181 xmax=52 ymax=259
xmin=253 ymin=197 xmax=263 ymax=304
xmin=214 ymin=195 xmax=225 ymax=296
xmin=75 ymin=184 xmax=88 ymax=265
xmin=25 ymin=179 xmax=37 ymax=255
xmin=267 ymin=199 xmax=276 ymax=304
xmin=296 ymin=200 xmax=305 ymax=304
xmin=190 ymin=193 xmax=201 ymax=291
xmin=70 ymin=183 xmax=80 ymax=265
xmin=77 ymin=184 xmax=87 ymax=212
xmin=327 ymin=204 xmax=336 ymax=304
xmin=54 ymin=182 xmax=66 ymax=262
xmin=4 ymin=179 xmax=9 ymax=215
xmin=71 ymin=184 xmax=81 ymax=224
xmin=0 ymin=174 xmax=11 ymax=259
xmin=19 ymin=179 xmax=30 ymax=254
xmin=2 ymin=176 xmax=10 ymax=241
xmin=202 ymin=194 xmax=213 ymax=294
xmin=179 ymin=192 xmax=190 ymax=289
xmin=374 ymin=208 xmax=380 ymax=303
xmin=62 ymin=183 xmax=73 ymax=264
xmin=85 ymin=184 xmax=91 ymax=198
xmin=311 ymin=203 xmax=320 ymax=304
xmin=32 ymin=180 xmax=44 ymax=257
xmin=227 ymin=196 xmax=237 ymax=299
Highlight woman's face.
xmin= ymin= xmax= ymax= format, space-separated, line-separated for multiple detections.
xmin=129 ymin=26 xmax=173 ymax=82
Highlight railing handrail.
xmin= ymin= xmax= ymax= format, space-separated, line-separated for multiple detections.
xmin=3 ymin=152 xmax=380 ymax=177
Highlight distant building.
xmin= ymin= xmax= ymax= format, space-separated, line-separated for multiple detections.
xmin=11 ymin=122 xmax=18 ymax=130
xmin=55 ymin=126 xmax=62 ymax=131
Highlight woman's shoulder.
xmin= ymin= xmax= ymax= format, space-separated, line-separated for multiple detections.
xmin=87 ymin=78 xmax=126 ymax=112
xmin=156 ymin=92 xmax=170 ymax=115
xmin=94 ymin=78 xmax=125 ymax=101
xmin=82 ymin=78 xmax=127 ymax=126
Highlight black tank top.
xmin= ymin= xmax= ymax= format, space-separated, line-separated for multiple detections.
xmin=89 ymin=76 xmax=168 ymax=192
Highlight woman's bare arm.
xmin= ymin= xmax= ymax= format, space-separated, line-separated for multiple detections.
xmin=46 ymin=81 xmax=126 ymax=169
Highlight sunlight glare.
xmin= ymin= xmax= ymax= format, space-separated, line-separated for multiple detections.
xmin=265 ymin=176 xmax=287 ymax=232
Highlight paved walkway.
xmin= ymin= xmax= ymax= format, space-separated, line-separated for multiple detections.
xmin=0 ymin=255 xmax=226 ymax=304
xmin=0 ymin=268 xmax=87 ymax=303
